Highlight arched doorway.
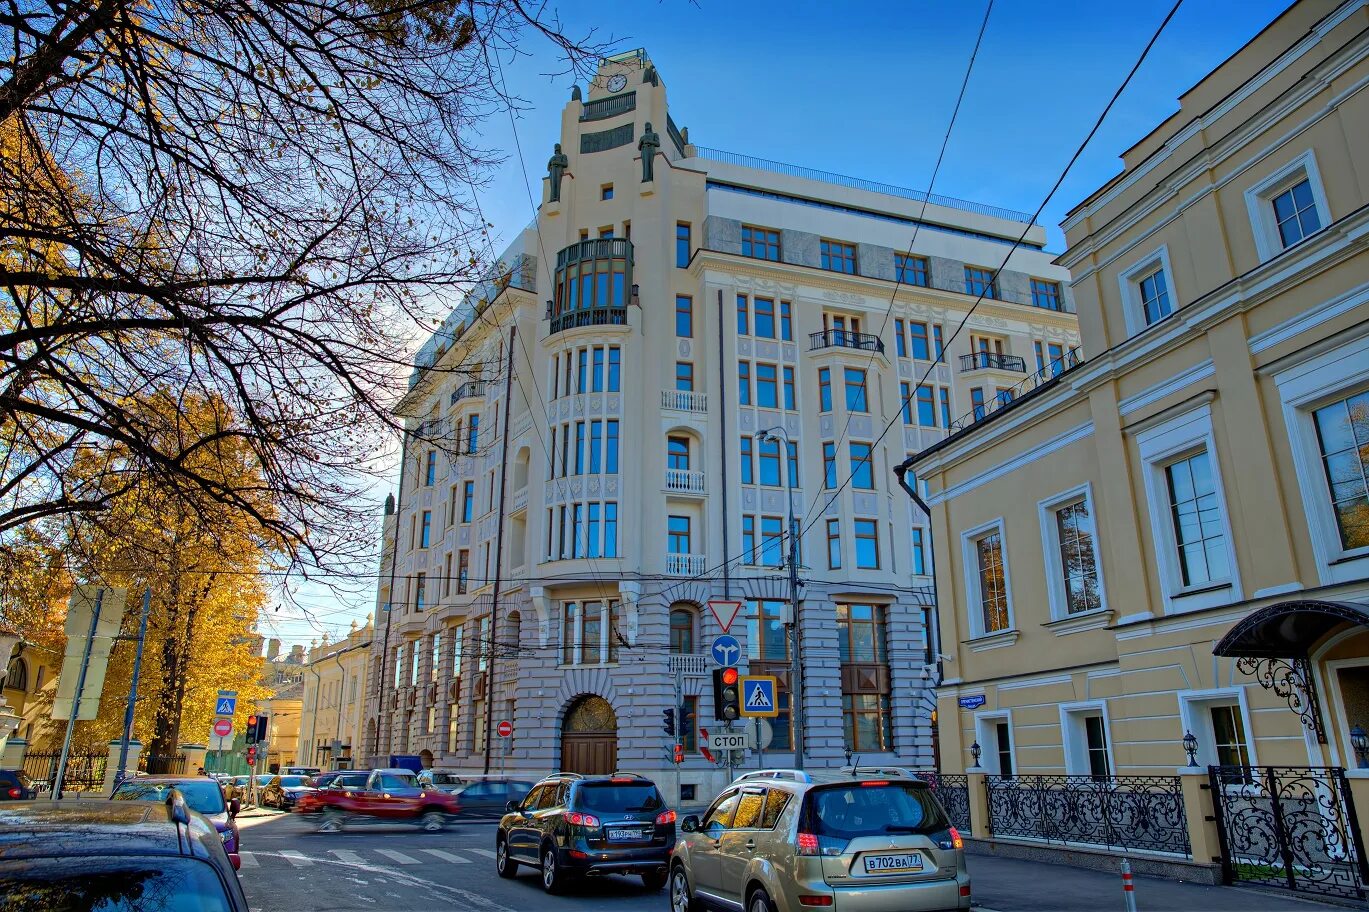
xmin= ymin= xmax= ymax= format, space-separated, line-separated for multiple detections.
xmin=561 ymin=695 xmax=617 ymax=775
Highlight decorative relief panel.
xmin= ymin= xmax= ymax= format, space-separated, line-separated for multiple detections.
xmin=762 ymin=491 xmax=782 ymax=511
xmin=589 ymin=396 xmax=602 ymax=415
xmin=607 ymin=396 xmax=621 ymax=414
xmin=822 ymin=289 xmax=864 ymax=306
xmin=785 ymin=415 xmax=800 ymax=437
xmin=851 ymin=417 xmax=873 ymax=437
xmin=679 ymin=340 xmax=691 ymax=358
xmin=742 ymin=489 xmax=756 ymax=509
xmin=756 ymin=341 xmax=779 ymax=360
xmin=820 ymin=416 xmax=833 ymax=435
xmin=783 ymin=343 xmax=797 ymax=361
xmin=739 ymin=339 xmax=752 ymax=357
xmin=853 ymin=493 xmax=878 ymax=515
xmin=740 ymin=411 xmax=755 ymax=431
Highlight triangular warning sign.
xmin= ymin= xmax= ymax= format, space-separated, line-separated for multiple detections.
xmin=216 ymin=699 xmax=235 ymax=714
xmin=708 ymin=600 xmax=743 ymax=634
xmin=745 ymin=683 xmax=773 ymax=711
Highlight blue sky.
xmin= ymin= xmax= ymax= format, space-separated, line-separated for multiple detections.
xmin=261 ymin=0 xmax=1295 ymax=646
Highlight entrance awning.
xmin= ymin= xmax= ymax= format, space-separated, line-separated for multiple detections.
xmin=1213 ymin=599 xmax=1369 ymax=746
xmin=1213 ymin=600 xmax=1369 ymax=659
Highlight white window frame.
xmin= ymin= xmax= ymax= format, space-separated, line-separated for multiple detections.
xmin=559 ymin=599 xmax=619 ymax=668
xmin=1136 ymin=403 xmax=1242 ymax=613
xmin=1116 ymin=244 xmax=1176 ymax=338
xmin=1037 ymin=482 xmax=1109 ymax=623
xmin=1058 ymin=700 xmax=1115 ymax=777
xmin=1243 ymin=149 xmax=1331 ymax=262
xmin=972 ymin=710 xmax=1016 ymax=776
xmin=1273 ymin=329 xmax=1369 ymax=585
xmin=960 ymin=517 xmax=1016 ymax=641
xmin=1177 ymin=688 xmax=1258 ymax=768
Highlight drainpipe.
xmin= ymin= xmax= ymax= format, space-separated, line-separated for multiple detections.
xmin=894 ymin=457 xmax=943 ymax=769
xmin=717 ymin=290 xmax=731 ymax=598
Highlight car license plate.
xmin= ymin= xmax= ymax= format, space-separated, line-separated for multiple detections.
xmin=607 ymin=827 xmax=647 ymax=842
xmin=862 ymin=853 xmax=923 ymax=874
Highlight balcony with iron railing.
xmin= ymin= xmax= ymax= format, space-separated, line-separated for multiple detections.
xmin=450 ymin=380 xmax=485 ymax=406
xmin=668 ymin=653 xmax=709 ymax=677
xmin=661 ymin=389 xmax=707 ymax=413
xmin=809 ymin=329 xmax=885 ymax=354
xmin=580 ymin=91 xmax=636 ymax=122
xmin=665 ymin=468 xmax=706 ymax=495
xmin=959 ymin=352 xmax=1027 ymax=373
xmin=665 ymin=553 xmax=706 ymax=576
xmin=547 ymin=238 xmax=634 ymax=337
xmin=946 ymin=349 xmax=1083 ymax=435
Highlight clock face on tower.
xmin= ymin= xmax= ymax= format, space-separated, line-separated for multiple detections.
xmin=606 ymin=73 xmax=627 ymax=93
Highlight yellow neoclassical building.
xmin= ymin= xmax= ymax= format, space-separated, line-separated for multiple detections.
xmin=911 ymin=0 xmax=1369 ymax=786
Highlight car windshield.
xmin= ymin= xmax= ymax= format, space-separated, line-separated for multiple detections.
xmin=278 ymin=776 xmax=313 ymax=788
xmin=112 ymin=780 xmax=225 ymax=816
xmin=255 ymin=776 xmax=274 ymax=785
xmin=0 ymin=856 xmax=233 ymax=911
xmin=377 ymin=774 xmax=417 ymax=790
xmin=575 ymin=783 xmax=663 ymax=813
xmin=804 ymin=782 xmax=949 ymax=838
xmin=426 ymin=773 xmax=461 ymax=785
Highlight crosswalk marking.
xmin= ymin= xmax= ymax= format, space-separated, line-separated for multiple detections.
xmin=237 ymin=851 xmax=258 ymax=868
xmin=465 ymin=847 xmax=497 ymax=860
xmin=374 ymin=849 xmax=421 ymax=865
xmin=279 ymin=850 xmax=312 ymax=867
xmin=328 ymin=849 xmax=366 ymax=865
xmin=421 ymin=849 xmax=470 ymax=863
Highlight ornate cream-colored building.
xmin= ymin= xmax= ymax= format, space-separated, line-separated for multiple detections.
xmin=911 ymin=0 xmax=1369 ymax=779
xmin=361 ymin=49 xmax=1080 ymax=801
xmin=298 ymin=619 xmax=373 ymax=770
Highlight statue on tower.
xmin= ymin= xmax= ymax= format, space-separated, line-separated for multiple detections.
xmin=547 ymin=143 xmax=569 ymax=202
xmin=638 ymin=123 xmax=660 ymax=183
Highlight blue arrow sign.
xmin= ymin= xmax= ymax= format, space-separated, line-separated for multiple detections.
xmin=710 ymin=635 xmax=741 ymax=668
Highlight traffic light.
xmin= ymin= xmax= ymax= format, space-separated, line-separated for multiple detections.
xmin=712 ymin=667 xmax=740 ymax=721
xmin=252 ymin=714 xmax=269 ymax=744
xmin=246 ymin=746 xmax=257 ymax=765
xmin=245 ymin=714 xmax=259 ymax=745
xmin=674 ymin=743 xmax=684 ymax=764
xmin=662 ymin=708 xmax=676 ymax=737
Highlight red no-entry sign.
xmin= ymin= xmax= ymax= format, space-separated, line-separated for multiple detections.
xmin=212 ymin=718 xmax=232 ymax=737
xmin=496 ymin=720 xmax=513 ymax=738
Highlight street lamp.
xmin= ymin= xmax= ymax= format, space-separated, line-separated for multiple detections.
xmin=1182 ymin=730 xmax=1199 ymax=768
xmin=757 ymin=425 xmax=804 ymax=771
xmin=1351 ymin=726 xmax=1369 ymax=770
xmin=969 ymin=741 xmax=982 ymax=769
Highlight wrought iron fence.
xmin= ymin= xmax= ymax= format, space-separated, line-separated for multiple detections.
xmin=946 ymin=349 xmax=1082 ymax=435
xmin=986 ymin=774 xmax=1190 ymax=856
xmin=912 ymin=771 xmax=971 ymax=832
xmin=24 ymin=749 xmax=108 ymax=792
xmin=1209 ymin=765 xmax=1368 ymax=899
xmin=142 ymin=753 xmax=188 ymax=775
xmin=809 ymin=329 xmax=884 ymax=354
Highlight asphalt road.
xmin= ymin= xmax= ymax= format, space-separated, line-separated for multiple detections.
xmin=235 ymin=810 xmax=669 ymax=912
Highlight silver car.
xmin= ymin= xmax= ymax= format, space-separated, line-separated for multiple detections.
xmin=669 ymin=770 xmax=970 ymax=912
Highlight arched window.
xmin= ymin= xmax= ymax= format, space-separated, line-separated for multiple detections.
xmin=2 ymin=658 xmax=27 ymax=692
xmin=670 ymin=608 xmax=694 ymax=655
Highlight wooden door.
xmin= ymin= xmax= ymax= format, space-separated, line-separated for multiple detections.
xmin=561 ymin=733 xmax=617 ymax=775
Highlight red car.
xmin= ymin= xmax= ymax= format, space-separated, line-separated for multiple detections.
xmin=301 ymin=768 xmax=461 ymax=832
xmin=295 ymin=771 xmax=369 ymax=814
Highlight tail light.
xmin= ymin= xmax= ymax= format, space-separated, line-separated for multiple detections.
xmin=655 ymin=809 xmax=677 ymax=826
xmin=6 ymin=788 xmax=20 ymax=799
xmin=797 ymin=832 xmax=849 ymax=857
xmin=565 ymin=812 xmax=601 ymax=827
xmin=859 ymin=780 xmax=890 ymax=787
xmin=796 ymin=832 xmax=820 ymax=856
xmin=935 ymin=827 xmax=965 ymax=851
xmin=798 ymin=898 xmax=834 ymax=908
xmin=960 ymin=884 xmax=972 ymax=897
xmin=950 ymin=826 xmax=964 ymax=850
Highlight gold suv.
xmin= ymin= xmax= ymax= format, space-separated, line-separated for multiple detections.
xmin=669 ymin=769 xmax=970 ymax=912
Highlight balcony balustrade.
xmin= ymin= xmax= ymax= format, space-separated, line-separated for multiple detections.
xmin=959 ymin=352 xmax=1027 ymax=372
xmin=665 ymin=553 xmax=706 ymax=576
xmin=665 ymin=469 xmax=706 ymax=495
xmin=668 ymin=654 xmax=709 ymax=677
xmin=451 ymin=380 xmax=485 ymax=405
xmin=661 ymin=389 xmax=707 ymax=413
xmin=809 ymin=329 xmax=884 ymax=354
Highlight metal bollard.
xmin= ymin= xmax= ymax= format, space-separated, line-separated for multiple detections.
xmin=1120 ymin=858 xmax=1138 ymax=912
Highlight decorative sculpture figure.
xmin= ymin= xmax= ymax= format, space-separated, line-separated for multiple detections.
xmin=638 ymin=123 xmax=660 ymax=182
xmin=547 ymin=143 xmax=569 ymax=202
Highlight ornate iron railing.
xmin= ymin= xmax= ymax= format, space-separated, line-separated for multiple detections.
xmin=946 ymin=349 xmax=1082 ymax=435
xmin=911 ymin=770 xmax=971 ymax=832
xmin=580 ymin=91 xmax=636 ymax=122
xmin=142 ymin=753 xmax=188 ymax=775
xmin=959 ymin=352 xmax=1027 ymax=373
xmin=1210 ymin=765 xmax=1369 ymax=899
xmin=809 ymin=329 xmax=884 ymax=354
xmin=548 ymin=306 xmax=627 ymax=334
xmin=24 ymin=749 xmax=108 ymax=792
xmin=986 ymin=774 xmax=1190 ymax=856
xmin=451 ymin=380 xmax=485 ymax=406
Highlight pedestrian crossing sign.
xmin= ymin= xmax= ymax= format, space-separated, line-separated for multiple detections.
xmin=739 ymin=675 xmax=779 ymax=718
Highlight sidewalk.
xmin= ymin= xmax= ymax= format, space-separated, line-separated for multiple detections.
xmin=967 ymin=853 xmax=1351 ymax=911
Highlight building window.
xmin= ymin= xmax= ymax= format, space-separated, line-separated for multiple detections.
xmin=782 ymin=367 xmax=796 ymax=411
xmin=604 ymin=502 xmax=619 ymax=557
xmin=933 ymin=324 xmax=944 ymax=360
xmin=849 ymin=442 xmax=874 ymax=489
xmin=425 ymin=451 xmax=436 ymax=486
xmin=676 ymin=295 xmax=692 ymax=337
xmin=758 ymin=438 xmax=782 ymax=487
xmin=756 ymin=363 xmax=779 ymax=408
xmin=605 ymin=420 xmax=619 ymax=473
xmin=574 ymin=422 xmax=586 ymax=475
xmin=420 ymin=511 xmax=432 ymax=548
xmin=995 ymin=722 xmax=1013 ymax=776
xmin=431 ymin=633 xmax=442 ymax=683
xmin=670 ymin=608 xmax=694 ymax=654
xmin=746 ymin=599 xmax=789 ymax=662
xmin=916 ymin=385 xmax=936 ymax=427
xmin=854 ymin=519 xmax=879 ymax=569
xmin=608 ymin=347 xmax=621 ymax=391
xmin=1313 ymin=391 xmax=1369 ymax=551
xmin=843 ymin=368 xmax=868 ymax=412
xmin=838 ymin=604 xmax=892 ymax=753
xmin=461 ymin=481 xmax=474 ymax=523
xmin=561 ymin=600 xmax=620 ymax=666
xmin=741 ymin=225 xmax=780 ymax=261
xmin=736 ymin=294 xmax=748 ymax=335
xmin=894 ymin=319 xmax=906 ymax=358
xmin=900 ymin=382 xmax=914 ymax=425
xmin=909 ymin=322 xmax=930 ymax=360
xmin=676 ymin=361 xmax=694 ymax=392
xmin=912 ymin=528 xmax=926 ymax=575
xmin=820 ymin=239 xmax=856 ymax=274
xmin=1210 ymin=704 xmax=1252 ymax=767
xmin=1041 ymin=491 xmax=1104 ymax=617
xmin=1245 ymin=152 xmax=1329 ymax=260
xmin=780 ymin=300 xmax=792 ymax=341
xmin=754 ymin=297 xmax=776 ymax=339
xmin=1164 ymin=451 xmax=1230 ymax=588
xmin=414 ymin=573 xmax=426 ymax=614
xmin=968 ymin=526 xmax=1009 ymax=634
xmin=601 ymin=184 xmax=613 ymax=200
xmin=740 ymin=436 xmax=754 ymax=485
xmin=939 ymin=388 xmax=951 ymax=428
xmin=1139 ymin=268 xmax=1172 ymax=326
xmin=761 ymin=516 xmax=784 ymax=567
xmin=895 ymin=253 xmax=929 ymax=286
xmin=822 ymin=442 xmax=837 ymax=489
xmin=827 ymin=519 xmax=841 ymax=570
xmin=970 ymin=387 xmax=986 ymax=420
xmin=590 ymin=421 xmax=603 ymax=473
xmin=456 ymin=550 xmax=469 ymax=594
xmin=964 ymin=266 xmax=998 ymax=299
xmin=1030 ymin=278 xmax=1063 ymax=311
xmin=742 ymin=515 xmax=757 ymax=564
xmin=738 ymin=361 xmax=751 ymax=406
xmin=837 ymin=603 xmax=887 ymax=663
xmin=668 ymin=515 xmax=692 ymax=555
xmin=676 ymin=222 xmax=691 ymax=267
xmin=668 ymin=436 xmax=690 ymax=472
xmin=818 ymin=368 xmax=832 ymax=413
xmin=1275 ymin=180 xmax=1321 ymax=246
xmin=786 ymin=441 xmax=799 ymax=488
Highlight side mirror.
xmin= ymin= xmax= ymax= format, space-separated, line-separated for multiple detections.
xmin=505 ymin=800 xmax=519 ymax=813
xmin=681 ymin=815 xmax=700 ymax=833
xmin=229 ymin=798 xmax=241 ymax=818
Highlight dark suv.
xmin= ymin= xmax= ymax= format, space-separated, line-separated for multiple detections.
xmin=495 ymin=773 xmax=676 ymax=894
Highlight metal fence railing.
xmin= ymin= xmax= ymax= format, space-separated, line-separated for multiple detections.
xmin=911 ymin=771 xmax=971 ymax=833
xmin=24 ymin=750 xmax=108 ymax=793
xmin=142 ymin=753 xmax=188 ymax=775
xmin=986 ymin=774 xmax=1190 ymax=857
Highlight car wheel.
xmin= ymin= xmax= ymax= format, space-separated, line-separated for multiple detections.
xmin=318 ymin=808 xmax=345 ymax=833
xmin=747 ymin=886 xmax=777 ymax=912
xmin=495 ymin=835 xmax=518 ymax=879
xmin=642 ymin=868 xmax=667 ymax=891
xmin=541 ymin=845 xmax=568 ymax=895
xmin=420 ymin=811 xmax=445 ymax=833
xmin=670 ymin=865 xmax=701 ymax=912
